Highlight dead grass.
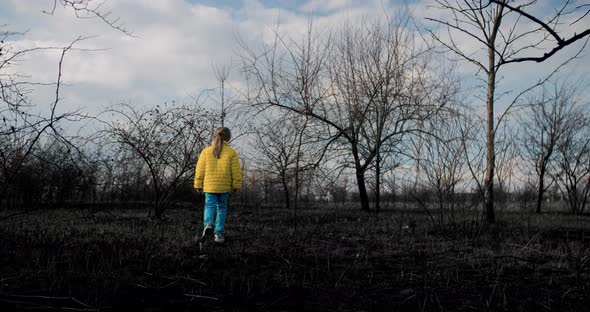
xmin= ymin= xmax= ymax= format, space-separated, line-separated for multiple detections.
xmin=0 ymin=205 xmax=589 ymax=311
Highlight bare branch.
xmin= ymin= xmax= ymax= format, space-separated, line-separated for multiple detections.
xmin=43 ymin=0 xmax=133 ymax=36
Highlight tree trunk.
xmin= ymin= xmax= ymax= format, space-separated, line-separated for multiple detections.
xmin=356 ymin=171 xmax=370 ymax=211
xmin=535 ymin=163 xmax=546 ymax=214
xmin=351 ymin=144 xmax=371 ymax=211
xmin=483 ymin=2 xmax=506 ymax=224
xmin=153 ymin=182 xmax=163 ymax=219
xmin=484 ymin=69 xmax=496 ymax=223
xmin=221 ymin=79 xmax=225 ymax=127
xmin=293 ymin=170 xmax=298 ymax=230
xmin=293 ymin=116 xmax=307 ymax=231
xmin=375 ymin=147 xmax=381 ymax=214
xmin=282 ymin=174 xmax=290 ymax=210
xmin=154 ymin=202 xmax=163 ymax=219
xmin=352 ymin=145 xmax=370 ymax=211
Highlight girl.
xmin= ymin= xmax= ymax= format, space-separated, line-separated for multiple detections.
xmin=194 ymin=127 xmax=242 ymax=243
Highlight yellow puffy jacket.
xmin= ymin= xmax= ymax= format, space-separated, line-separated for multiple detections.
xmin=193 ymin=141 xmax=242 ymax=193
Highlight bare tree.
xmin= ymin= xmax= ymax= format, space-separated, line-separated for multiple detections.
xmin=253 ymin=114 xmax=300 ymax=209
xmin=519 ymin=81 xmax=580 ymax=214
xmin=240 ymin=12 xmax=451 ymax=211
xmin=252 ymin=111 xmax=317 ymax=226
xmin=427 ymin=0 xmax=590 ymax=222
xmin=1 ymin=1 xmax=131 ymax=211
xmin=327 ymin=15 xmax=456 ymax=212
xmin=1 ymin=34 xmax=88 ymax=206
xmin=88 ymin=137 xmax=152 ymax=206
xmin=554 ymin=112 xmax=590 ymax=215
xmin=456 ymin=109 xmax=519 ymax=220
xmin=211 ymin=62 xmax=240 ymax=128
xmin=458 ymin=109 xmax=487 ymax=214
xmin=493 ymin=117 xmax=518 ymax=211
xmin=415 ymin=110 xmax=469 ymax=228
xmin=105 ymin=100 xmax=214 ymax=218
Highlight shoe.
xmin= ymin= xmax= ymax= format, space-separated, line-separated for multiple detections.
xmin=202 ymin=224 xmax=213 ymax=240
xmin=214 ymin=233 xmax=225 ymax=243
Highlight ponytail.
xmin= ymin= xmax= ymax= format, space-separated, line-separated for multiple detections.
xmin=211 ymin=127 xmax=231 ymax=159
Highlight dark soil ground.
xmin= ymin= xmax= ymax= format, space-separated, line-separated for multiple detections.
xmin=1 ymin=205 xmax=589 ymax=311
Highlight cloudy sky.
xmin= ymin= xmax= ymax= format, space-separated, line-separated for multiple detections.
xmin=1 ymin=0 xmax=589 ymax=130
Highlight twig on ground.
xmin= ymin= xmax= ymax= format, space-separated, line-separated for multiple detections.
xmin=521 ymin=232 xmax=543 ymax=252
xmin=0 ymin=294 xmax=98 ymax=311
xmin=184 ymin=293 xmax=219 ymax=301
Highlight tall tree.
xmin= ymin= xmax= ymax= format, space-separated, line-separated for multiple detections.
xmin=520 ymin=81 xmax=580 ymax=214
xmin=240 ymin=13 xmax=452 ymax=211
xmin=211 ymin=63 xmax=239 ymax=128
xmin=427 ymin=0 xmax=590 ymax=222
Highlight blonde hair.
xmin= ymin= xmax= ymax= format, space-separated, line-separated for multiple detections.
xmin=211 ymin=127 xmax=231 ymax=159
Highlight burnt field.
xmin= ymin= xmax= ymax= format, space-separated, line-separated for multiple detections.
xmin=1 ymin=205 xmax=589 ymax=311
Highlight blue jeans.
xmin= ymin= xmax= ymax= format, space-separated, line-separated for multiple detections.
xmin=203 ymin=192 xmax=230 ymax=235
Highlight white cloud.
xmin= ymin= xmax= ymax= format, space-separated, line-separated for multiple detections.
xmin=2 ymin=0 xmax=240 ymax=114
xmin=300 ymin=0 xmax=355 ymax=13
xmin=1 ymin=0 xmax=589 ymax=130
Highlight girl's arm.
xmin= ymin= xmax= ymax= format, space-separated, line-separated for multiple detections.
xmin=231 ymin=152 xmax=242 ymax=191
xmin=194 ymin=149 xmax=206 ymax=190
